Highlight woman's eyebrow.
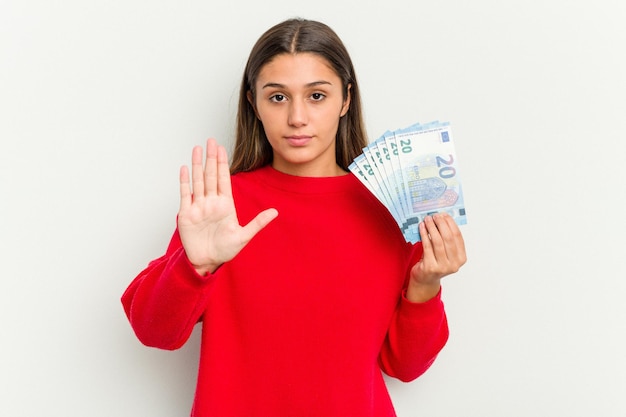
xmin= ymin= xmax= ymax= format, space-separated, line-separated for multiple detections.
xmin=261 ymin=80 xmax=333 ymax=89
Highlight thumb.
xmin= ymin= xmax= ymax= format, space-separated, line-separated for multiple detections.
xmin=240 ymin=208 xmax=279 ymax=243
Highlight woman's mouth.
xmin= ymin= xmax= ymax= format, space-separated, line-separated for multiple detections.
xmin=285 ymin=135 xmax=313 ymax=146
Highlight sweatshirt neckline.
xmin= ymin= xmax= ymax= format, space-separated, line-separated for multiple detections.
xmin=247 ymin=165 xmax=357 ymax=194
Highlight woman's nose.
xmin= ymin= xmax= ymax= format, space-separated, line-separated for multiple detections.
xmin=288 ymin=100 xmax=308 ymax=127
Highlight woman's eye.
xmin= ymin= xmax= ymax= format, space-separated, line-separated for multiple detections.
xmin=270 ymin=94 xmax=286 ymax=102
xmin=311 ymin=93 xmax=325 ymax=101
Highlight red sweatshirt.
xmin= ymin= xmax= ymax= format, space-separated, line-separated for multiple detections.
xmin=122 ymin=165 xmax=448 ymax=417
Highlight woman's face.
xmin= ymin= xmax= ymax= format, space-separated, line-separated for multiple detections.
xmin=250 ymin=53 xmax=351 ymax=177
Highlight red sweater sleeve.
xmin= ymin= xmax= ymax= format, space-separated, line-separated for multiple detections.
xmin=121 ymin=230 xmax=215 ymax=350
xmin=378 ymin=288 xmax=449 ymax=382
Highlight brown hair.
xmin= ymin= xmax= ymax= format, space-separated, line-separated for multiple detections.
xmin=230 ymin=18 xmax=368 ymax=174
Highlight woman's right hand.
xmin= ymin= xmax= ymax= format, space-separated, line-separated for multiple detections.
xmin=178 ymin=139 xmax=278 ymax=275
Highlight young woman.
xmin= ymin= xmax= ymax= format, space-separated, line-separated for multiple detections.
xmin=122 ymin=18 xmax=466 ymax=417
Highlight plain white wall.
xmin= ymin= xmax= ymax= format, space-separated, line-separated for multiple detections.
xmin=2 ymin=0 xmax=625 ymax=416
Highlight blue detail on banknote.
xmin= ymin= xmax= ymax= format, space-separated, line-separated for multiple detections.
xmin=350 ymin=121 xmax=467 ymax=243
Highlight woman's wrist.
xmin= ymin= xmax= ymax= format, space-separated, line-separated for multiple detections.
xmin=191 ymin=261 xmax=221 ymax=277
xmin=405 ymin=279 xmax=441 ymax=303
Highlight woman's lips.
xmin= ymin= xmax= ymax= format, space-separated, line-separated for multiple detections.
xmin=285 ymin=135 xmax=312 ymax=146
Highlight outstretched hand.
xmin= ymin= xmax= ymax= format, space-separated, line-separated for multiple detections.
xmin=407 ymin=213 xmax=466 ymax=303
xmin=178 ymin=139 xmax=278 ymax=275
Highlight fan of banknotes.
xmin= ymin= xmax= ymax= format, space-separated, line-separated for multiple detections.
xmin=349 ymin=121 xmax=467 ymax=243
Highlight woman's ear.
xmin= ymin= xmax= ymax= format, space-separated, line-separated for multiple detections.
xmin=247 ymin=91 xmax=260 ymax=119
xmin=340 ymin=84 xmax=352 ymax=117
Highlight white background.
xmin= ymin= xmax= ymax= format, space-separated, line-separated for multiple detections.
xmin=2 ymin=1 xmax=625 ymax=416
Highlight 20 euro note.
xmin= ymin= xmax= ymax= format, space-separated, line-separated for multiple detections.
xmin=349 ymin=121 xmax=467 ymax=243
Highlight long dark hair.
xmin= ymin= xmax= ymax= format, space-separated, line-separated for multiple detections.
xmin=231 ymin=18 xmax=367 ymax=174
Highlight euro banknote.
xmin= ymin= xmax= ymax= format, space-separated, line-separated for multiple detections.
xmin=349 ymin=121 xmax=467 ymax=243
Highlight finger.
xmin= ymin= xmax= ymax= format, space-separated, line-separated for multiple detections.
xmin=204 ymin=139 xmax=218 ymax=196
xmin=432 ymin=214 xmax=455 ymax=258
xmin=179 ymin=165 xmax=191 ymax=210
xmin=418 ymin=217 xmax=434 ymax=261
xmin=423 ymin=215 xmax=446 ymax=261
xmin=216 ymin=144 xmax=233 ymax=198
xmin=441 ymin=214 xmax=467 ymax=266
xmin=240 ymin=208 xmax=279 ymax=245
xmin=191 ymin=145 xmax=205 ymax=198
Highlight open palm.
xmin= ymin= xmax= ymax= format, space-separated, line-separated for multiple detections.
xmin=178 ymin=139 xmax=278 ymax=275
